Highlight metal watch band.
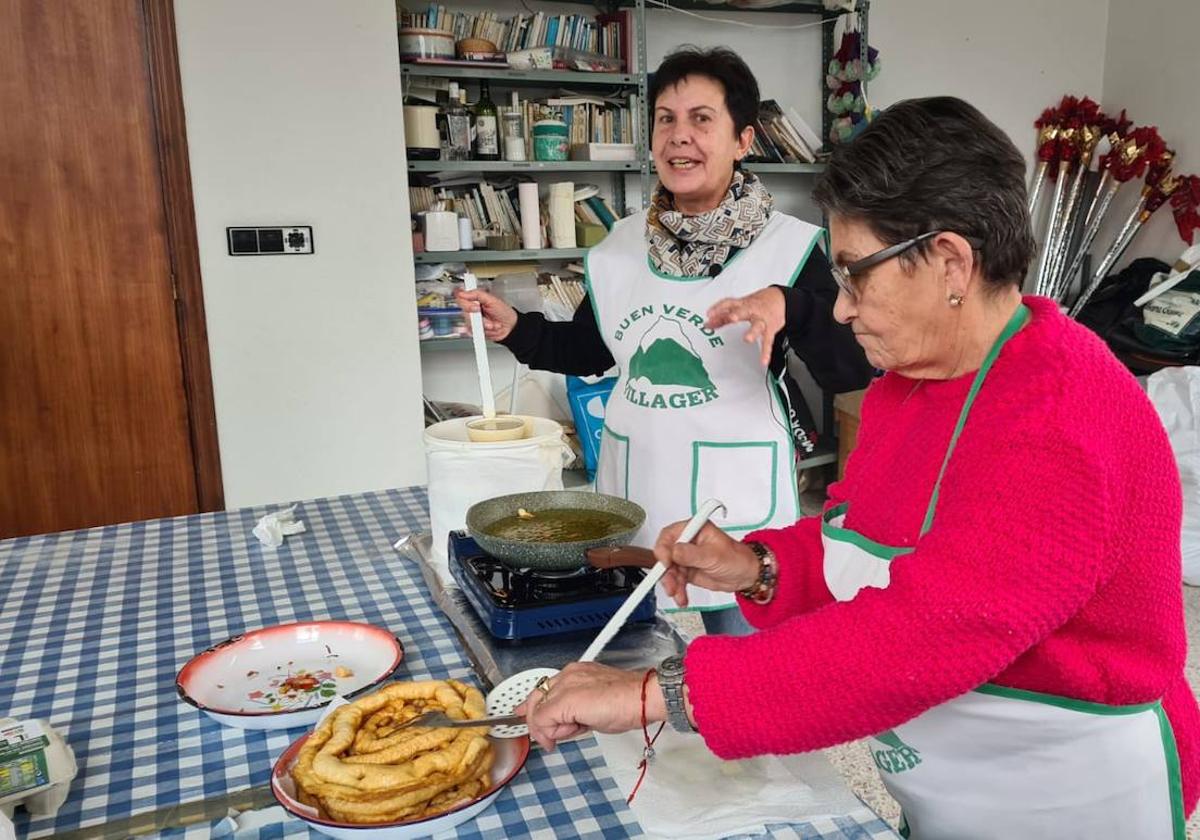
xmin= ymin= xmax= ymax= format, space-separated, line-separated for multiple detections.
xmin=658 ymin=655 xmax=693 ymax=733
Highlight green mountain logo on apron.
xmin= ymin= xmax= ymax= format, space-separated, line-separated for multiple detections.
xmin=624 ymin=316 xmax=719 ymax=410
xmin=871 ymin=730 xmax=923 ymax=774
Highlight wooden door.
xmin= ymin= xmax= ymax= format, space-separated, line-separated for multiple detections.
xmin=0 ymin=0 xmax=221 ymax=537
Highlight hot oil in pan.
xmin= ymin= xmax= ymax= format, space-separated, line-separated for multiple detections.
xmin=485 ymin=509 xmax=635 ymax=542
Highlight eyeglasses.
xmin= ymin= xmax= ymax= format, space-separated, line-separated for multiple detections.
xmin=831 ymin=231 xmax=984 ymax=300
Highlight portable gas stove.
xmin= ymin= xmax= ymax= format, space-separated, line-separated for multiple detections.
xmin=448 ymin=530 xmax=657 ymax=642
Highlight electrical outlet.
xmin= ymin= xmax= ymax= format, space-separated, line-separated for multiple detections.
xmin=226 ymin=226 xmax=314 ymax=256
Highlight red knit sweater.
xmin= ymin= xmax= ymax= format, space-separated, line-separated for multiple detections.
xmin=685 ymin=296 xmax=1200 ymax=813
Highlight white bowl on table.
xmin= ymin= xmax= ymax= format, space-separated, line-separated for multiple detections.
xmin=176 ymin=621 xmax=405 ymax=730
xmin=270 ymin=732 xmax=530 ymax=839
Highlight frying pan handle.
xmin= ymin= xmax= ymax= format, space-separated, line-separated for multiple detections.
xmin=578 ymin=498 xmax=726 ymax=664
xmin=586 ymin=545 xmax=657 ymax=569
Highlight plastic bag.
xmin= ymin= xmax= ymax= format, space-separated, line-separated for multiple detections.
xmin=566 ymin=375 xmax=616 ymax=481
xmin=1146 ymin=367 xmax=1200 ymax=585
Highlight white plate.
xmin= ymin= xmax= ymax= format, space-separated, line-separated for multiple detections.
xmin=271 ymin=731 xmax=530 ymax=839
xmin=176 ymin=621 xmax=404 ymax=730
xmin=485 ymin=667 xmax=560 ymax=738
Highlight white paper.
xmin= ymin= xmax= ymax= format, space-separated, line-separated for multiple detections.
xmin=596 ymin=729 xmax=862 ymax=840
xmin=518 ymin=182 xmax=541 ymax=249
xmin=252 ymin=505 xmax=306 ymax=548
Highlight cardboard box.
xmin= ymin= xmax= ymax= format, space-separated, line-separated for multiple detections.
xmin=834 ymin=389 xmax=866 ymax=480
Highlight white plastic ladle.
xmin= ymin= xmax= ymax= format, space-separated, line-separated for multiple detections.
xmin=485 ymin=498 xmax=727 ymax=737
xmin=462 ymin=272 xmax=496 ymax=421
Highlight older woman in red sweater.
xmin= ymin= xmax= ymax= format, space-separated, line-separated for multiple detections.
xmin=520 ymin=96 xmax=1199 ymax=839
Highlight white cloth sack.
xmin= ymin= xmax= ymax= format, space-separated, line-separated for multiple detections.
xmin=596 ymin=728 xmax=862 ymax=840
xmin=1147 ymin=367 xmax=1200 ymax=585
xmin=424 ymin=416 xmax=573 ymax=584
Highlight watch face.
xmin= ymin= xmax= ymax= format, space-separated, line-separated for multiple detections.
xmin=660 ymin=656 xmax=684 ymax=678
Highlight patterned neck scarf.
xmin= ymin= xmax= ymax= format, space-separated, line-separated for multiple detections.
xmin=646 ymin=168 xmax=774 ymax=277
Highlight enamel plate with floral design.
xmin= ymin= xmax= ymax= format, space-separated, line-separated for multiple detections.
xmin=176 ymin=621 xmax=405 ymax=730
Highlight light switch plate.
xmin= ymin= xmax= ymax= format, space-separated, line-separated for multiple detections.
xmin=226 ymin=226 xmax=314 ymax=256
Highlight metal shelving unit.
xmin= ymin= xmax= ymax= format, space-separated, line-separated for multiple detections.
xmin=418 ymin=336 xmax=498 ymax=351
xmin=414 ymin=247 xmax=587 ymax=264
xmin=743 ymin=161 xmax=827 ymax=174
xmin=408 ymin=159 xmax=640 ymax=173
xmin=402 ymin=64 xmax=636 ymax=86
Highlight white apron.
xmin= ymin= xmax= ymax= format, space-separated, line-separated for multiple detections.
xmin=823 ymin=303 xmax=1185 ymax=839
xmin=587 ymin=210 xmax=822 ymax=610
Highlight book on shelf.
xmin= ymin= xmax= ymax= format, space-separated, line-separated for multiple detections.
xmin=760 ymin=100 xmax=816 ymax=163
xmin=397 ymin=5 xmax=630 ymax=70
xmin=746 ymin=101 xmax=819 ymax=164
xmin=410 ymin=178 xmax=625 ymax=241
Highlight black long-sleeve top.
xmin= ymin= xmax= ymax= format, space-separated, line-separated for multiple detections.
xmin=499 ymin=246 xmax=873 ymax=395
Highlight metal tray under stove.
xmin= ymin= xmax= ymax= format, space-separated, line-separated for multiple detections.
xmin=396 ymin=532 xmax=683 ymax=688
xmin=448 ymin=530 xmax=657 ymax=641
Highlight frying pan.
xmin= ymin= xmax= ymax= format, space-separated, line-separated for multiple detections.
xmin=464 ymin=490 xmax=645 ymax=571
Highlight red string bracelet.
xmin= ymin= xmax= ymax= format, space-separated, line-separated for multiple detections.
xmin=627 ymin=668 xmax=666 ymax=805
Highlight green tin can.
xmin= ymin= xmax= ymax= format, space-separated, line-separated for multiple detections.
xmin=533 ymin=119 xmax=568 ymax=161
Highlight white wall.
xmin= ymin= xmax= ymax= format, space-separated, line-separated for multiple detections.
xmin=1100 ymin=0 xmax=1199 ymax=269
xmin=175 ymin=0 xmax=426 ymax=508
xmin=866 ymin=0 xmax=1110 ymax=168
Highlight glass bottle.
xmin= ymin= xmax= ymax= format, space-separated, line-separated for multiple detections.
xmin=444 ymin=82 xmax=472 ymax=161
xmin=473 ymin=81 xmax=500 ymax=160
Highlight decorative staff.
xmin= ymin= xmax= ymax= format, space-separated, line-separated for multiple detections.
xmin=1033 ymin=98 xmax=1082 ymax=295
xmin=1052 ymin=122 xmax=1161 ymax=301
xmin=1070 ymin=153 xmax=1181 ymax=318
xmin=1044 ymin=99 xmax=1102 ymax=298
xmin=1028 ymin=108 xmax=1062 ymax=218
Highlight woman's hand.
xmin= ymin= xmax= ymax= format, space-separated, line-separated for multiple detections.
xmin=453 ymin=288 xmax=519 ymax=342
xmin=653 ymin=521 xmax=761 ymax=607
xmin=705 ymin=287 xmax=786 ymax=366
xmin=515 ymin=662 xmax=657 ymax=751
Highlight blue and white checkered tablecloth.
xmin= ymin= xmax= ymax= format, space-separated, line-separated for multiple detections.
xmin=0 ymin=488 xmax=897 ymax=839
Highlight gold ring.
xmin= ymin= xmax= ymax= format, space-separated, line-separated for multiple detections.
xmin=535 ymin=676 xmax=553 ymax=697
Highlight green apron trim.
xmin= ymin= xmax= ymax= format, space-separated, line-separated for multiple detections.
xmin=974 ymin=683 xmax=1161 ymax=716
xmin=691 ymin=440 xmax=779 ymax=531
xmin=919 ymin=304 xmax=1030 ymax=536
xmin=784 ymin=231 xmax=821 ymax=288
xmin=1154 ymin=703 xmax=1188 ymax=840
xmin=822 ymin=503 xmax=915 ymax=560
xmin=972 ymin=685 xmax=1184 ymax=839
xmin=767 ymin=369 xmax=804 ymax=526
xmin=601 ymin=425 xmax=631 ymax=499
xmin=583 ymin=249 xmax=606 ymax=337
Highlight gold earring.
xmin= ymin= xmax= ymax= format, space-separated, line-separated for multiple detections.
xmin=948 ymin=293 xmax=964 ymax=306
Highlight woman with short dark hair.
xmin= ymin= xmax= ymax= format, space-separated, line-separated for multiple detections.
xmin=457 ymin=46 xmax=871 ymax=633
xmin=519 ymin=96 xmax=1199 ymax=838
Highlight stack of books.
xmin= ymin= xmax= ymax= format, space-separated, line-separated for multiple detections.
xmin=747 ymin=100 xmax=822 ymax=164
xmin=410 ymin=178 xmax=625 ymax=245
xmin=398 ymin=5 xmax=637 ymax=71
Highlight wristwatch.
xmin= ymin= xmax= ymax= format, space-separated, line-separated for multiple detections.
xmin=658 ymin=655 xmax=695 ymax=733
xmin=738 ymin=541 xmax=778 ymax=604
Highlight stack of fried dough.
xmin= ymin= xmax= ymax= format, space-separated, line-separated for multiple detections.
xmin=292 ymin=679 xmax=494 ymax=824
